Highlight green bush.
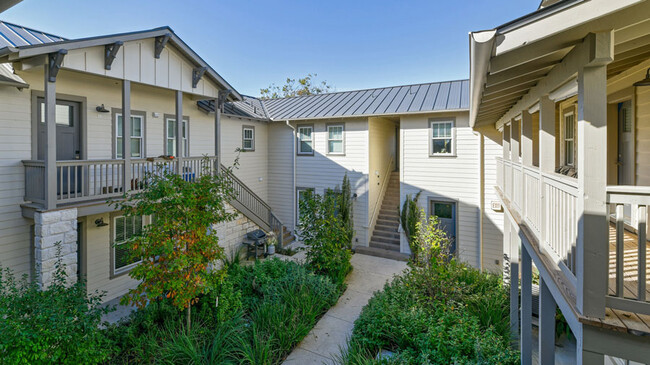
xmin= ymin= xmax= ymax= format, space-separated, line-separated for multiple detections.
xmin=298 ymin=189 xmax=353 ymax=288
xmin=0 ymin=258 xmax=112 ymax=364
xmin=340 ymin=213 xmax=518 ymax=364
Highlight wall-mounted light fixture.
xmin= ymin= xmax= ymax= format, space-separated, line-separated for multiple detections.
xmin=96 ymin=104 xmax=109 ymax=113
xmin=634 ymin=68 xmax=650 ymax=87
xmin=94 ymin=218 xmax=108 ymax=227
xmin=352 ymin=193 xmax=358 ymax=201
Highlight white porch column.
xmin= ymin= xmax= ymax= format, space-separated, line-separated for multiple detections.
xmin=576 ymin=32 xmax=613 ymax=319
xmin=503 ymin=124 xmax=511 ymax=161
xmin=539 ymin=277 xmax=556 ymax=365
xmin=520 ymin=246 xmax=533 ymax=364
xmin=511 ymin=118 xmax=521 ymax=163
xmin=521 ymin=111 xmax=534 ymax=167
xmin=538 ymin=96 xmax=555 ymax=174
xmin=122 ymin=80 xmax=132 ymax=191
xmin=175 ymin=90 xmax=183 ymax=174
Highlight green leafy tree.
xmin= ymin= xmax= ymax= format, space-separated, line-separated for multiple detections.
xmin=111 ymin=158 xmax=237 ymax=329
xmin=400 ymin=191 xmax=421 ymax=253
xmin=298 ymin=189 xmax=352 ymax=287
xmin=338 ymin=173 xmax=354 ymax=248
xmin=260 ymin=73 xmax=333 ymax=99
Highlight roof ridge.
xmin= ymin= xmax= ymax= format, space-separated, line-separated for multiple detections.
xmin=261 ymin=78 xmax=470 ymax=103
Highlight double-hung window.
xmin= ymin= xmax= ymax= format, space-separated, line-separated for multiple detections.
xmin=563 ymin=112 xmax=575 ymax=166
xmin=112 ymin=215 xmax=143 ymax=275
xmin=116 ymin=113 xmax=144 ymax=158
xmin=166 ymin=118 xmax=188 ymax=157
xmin=430 ymin=120 xmax=454 ymax=155
xmin=242 ymin=126 xmax=255 ymax=151
xmin=327 ymin=125 xmax=344 ymax=155
xmin=298 ymin=126 xmax=313 ymax=155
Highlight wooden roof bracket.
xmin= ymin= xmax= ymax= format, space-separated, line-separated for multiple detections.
xmin=47 ymin=49 xmax=67 ymax=82
xmin=154 ymin=34 xmax=170 ymax=59
xmin=192 ymin=66 xmax=207 ymax=88
xmin=104 ymin=41 xmax=123 ymax=70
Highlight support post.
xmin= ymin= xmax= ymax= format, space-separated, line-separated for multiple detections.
xmin=503 ymin=123 xmax=511 ymax=161
xmin=538 ymin=96 xmax=556 ymax=174
xmin=520 ymin=245 xmax=532 ymax=365
xmin=576 ymin=32 xmax=613 ymax=319
xmin=175 ymin=90 xmax=183 ymax=174
xmin=44 ymin=55 xmax=58 ymax=210
xmin=510 ymin=225 xmax=520 ymax=343
xmin=122 ymin=80 xmax=131 ymax=192
xmin=511 ymin=118 xmax=521 ymax=163
xmin=539 ymin=277 xmax=556 ymax=365
xmin=215 ymin=97 xmax=222 ymax=173
xmin=521 ymin=111 xmax=533 ymax=167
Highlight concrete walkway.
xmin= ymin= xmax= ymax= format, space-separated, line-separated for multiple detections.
xmin=283 ymin=253 xmax=408 ymax=364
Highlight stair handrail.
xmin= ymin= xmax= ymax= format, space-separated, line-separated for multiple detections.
xmin=368 ymin=156 xmax=395 ymax=235
xmin=219 ymin=164 xmax=284 ymax=246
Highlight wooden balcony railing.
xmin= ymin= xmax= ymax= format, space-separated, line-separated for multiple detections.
xmin=497 ymin=157 xmax=650 ymax=315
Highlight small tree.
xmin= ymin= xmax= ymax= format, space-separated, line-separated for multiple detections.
xmin=412 ymin=210 xmax=452 ymax=267
xmin=112 ymin=158 xmax=237 ymax=329
xmin=298 ymin=189 xmax=352 ymax=287
xmin=338 ymin=173 xmax=354 ymax=248
xmin=260 ymin=73 xmax=333 ymax=99
xmin=400 ymin=191 xmax=421 ymax=253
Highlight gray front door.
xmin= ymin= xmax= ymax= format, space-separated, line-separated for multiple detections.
xmin=430 ymin=200 xmax=457 ymax=255
xmin=36 ymin=98 xmax=81 ymax=195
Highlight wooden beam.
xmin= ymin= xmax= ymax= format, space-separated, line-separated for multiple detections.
xmin=192 ymin=67 xmax=207 ymax=88
xmin=44 ymin=56 xmax=57 ymax=210
xmin=47 ymin=50 xmax=66 ymax=82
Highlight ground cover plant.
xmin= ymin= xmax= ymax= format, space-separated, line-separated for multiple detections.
xmin=340 ymin=212 xmax=520 ymax=364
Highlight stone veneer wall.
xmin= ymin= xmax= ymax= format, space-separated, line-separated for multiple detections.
xmin=214 ymin=204 xmax=264 ymax=259
xmin=33 ymin=208 xmax=78 ymax=287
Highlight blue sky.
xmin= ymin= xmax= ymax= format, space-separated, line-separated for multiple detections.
xmin=3 ymin=0 xmax=536 ymax=96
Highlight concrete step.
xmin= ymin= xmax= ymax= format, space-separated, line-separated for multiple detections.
xmin=378 ymin=213 xmax=399 ymax=221
xmin=374 ymin=223 xmax=399 ymax=232
xmin=369 ymin=240 xmax=400 ymax=251
xmin=370 ymin=235 xmax=400 ymax=245
xmin=372 ymin=229 xmax=400 ymax=240
xmin=354 ymin=246 xmax=409 ymax=262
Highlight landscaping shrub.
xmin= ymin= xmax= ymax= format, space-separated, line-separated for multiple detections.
xmin=340 ymin=211 xmax=519 ymax=364
xmin=298 ymin=188 xmax=353 ymax=288
xmin=0 ymin=258 xmax=112 ymax=364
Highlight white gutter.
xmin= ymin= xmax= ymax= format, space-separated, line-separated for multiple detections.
xmin=468 ymin=30 xmax=497 ymax=129
xmin=286 ymin=120 xmax=296 ymax=230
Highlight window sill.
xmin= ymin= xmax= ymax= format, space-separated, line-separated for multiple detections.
xmin=429 ymin=154 xmax=457 ymax=158
xmin=327 ymin=153 xmax=346 ymax=157
xmin=297 ymin=152 xmax=314 ymax=156
xmin=110 ymin=261 xmax=140 ymax=279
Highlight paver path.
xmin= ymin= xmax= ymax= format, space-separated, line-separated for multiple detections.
xmin=283 ymin=253 xmax=408 ymax=364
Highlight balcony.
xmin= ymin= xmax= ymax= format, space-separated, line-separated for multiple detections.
xmin=496 ymin=157 xmax=650 ymax=320
xmin=23 ymin=156 xmax=218 ymax=209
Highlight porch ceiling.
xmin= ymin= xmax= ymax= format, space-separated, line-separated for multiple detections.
xmin=470 ymin=0 xmax=650 ymax=128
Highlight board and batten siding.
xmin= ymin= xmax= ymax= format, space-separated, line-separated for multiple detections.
xmin=221 ymin=115 xmax=269 ymax=201
xmin=267 ymin=123 xmax=295 ymax=231
xmin=368 ymin=117 xmax=396 ymax=235
xmin=294 ymin=119 xmax=370 ymax=245
xmin=400 ymin=112 xmax=482 ymax=266
xmin=61 ymin=38 xmax=219 ymax=98
xmin=0 ymin=83 xmax=33 ymax=278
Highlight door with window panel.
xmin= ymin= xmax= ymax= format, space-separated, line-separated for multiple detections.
xmin=429 ymin=200 xmax=457 ymax=255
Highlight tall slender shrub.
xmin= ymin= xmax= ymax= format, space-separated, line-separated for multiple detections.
xmin=338 ymin=173 xmax=354 ymax=248
xmin=400 ymin=191 xmax=421 ymax=253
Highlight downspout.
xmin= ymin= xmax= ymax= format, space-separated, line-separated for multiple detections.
xmin=286 ymin=120 xmax=296 ymax=230
xmin=477 ymin=131 xmax=485 ymax=271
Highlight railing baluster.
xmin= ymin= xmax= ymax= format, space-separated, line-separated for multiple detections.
xmin=639 ymin=205 xmax=647 ymax=302
xmin=616 ymin=203 xmax=625 ymax=298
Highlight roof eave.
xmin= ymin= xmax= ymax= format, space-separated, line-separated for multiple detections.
xmin=275 ymin=108 xmax=469 ymax=122
xmin=468 ymin=30 xmax=497 ymax=129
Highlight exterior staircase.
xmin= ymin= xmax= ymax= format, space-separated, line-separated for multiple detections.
xmin=355 ymin=171 xmax=409 ymax=261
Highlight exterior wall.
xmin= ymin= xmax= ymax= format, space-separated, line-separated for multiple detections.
xmin=267 ymin=123 xmax=295 ymax=230
xmin=636 ymin=83 xmax=650 ymax=185
xmin=34 ymin=208 xmax=78 ymax=287
xmin=368 ymin=117 xmax=396 ymax=235
xmin=18 ymin=68 xmax=215 ymax=161
xmin=294 ymin=118 xmax=370 ymax=245
xmin=0 ymin=83 xmax=32 ymax=278
xmin=214 ymin=204 xmax=263 ymax=259
xmin=400 ymin=111 xmax=482 ymax=266
xmin=480 ymin=126 xmax=505 ymax=273
xmin=221 ymin=115 xmax=269 ymax=201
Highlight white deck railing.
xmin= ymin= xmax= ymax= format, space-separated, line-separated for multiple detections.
xmin=606 ymin=186 xmax=650 ymax=315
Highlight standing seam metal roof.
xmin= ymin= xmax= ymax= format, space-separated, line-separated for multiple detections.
xmin=0 ymin=20 xmax=66 ymax=49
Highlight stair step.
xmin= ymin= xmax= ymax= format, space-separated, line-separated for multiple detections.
xmin=378 ymin=213 xmax=399 ymax=221
xmin=354 ymin=246 xmax=409 ymax=261
xmin=369 ymin=240 xmax=400 ymax=251
xmin=370 ymin=235 xmax=400 ymax=245
xmin=374 ymin=223 xmax=399 ymax=232
xmin=372 ymin=230 xmax=400 ymax=239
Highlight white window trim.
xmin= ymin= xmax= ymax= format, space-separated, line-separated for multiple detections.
xmin=242 ymin=126 xmax=255 ymax=151
xmin=165 ymin=117 xmax=189 ymax=157
xmin=115 ymin=113 xmax=145 ymax=159
xmin=559 ymin=100 xmax=577 ymax=168
xmin=326 ymin=124 xmax=345 ymax=155
xmin=297 ymin=125 xmax=314 ymax=155
xmin=429 ymin=119 xmax=456 ymax=156
xmin=111 ymin=215 xmax=145 ymax=276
